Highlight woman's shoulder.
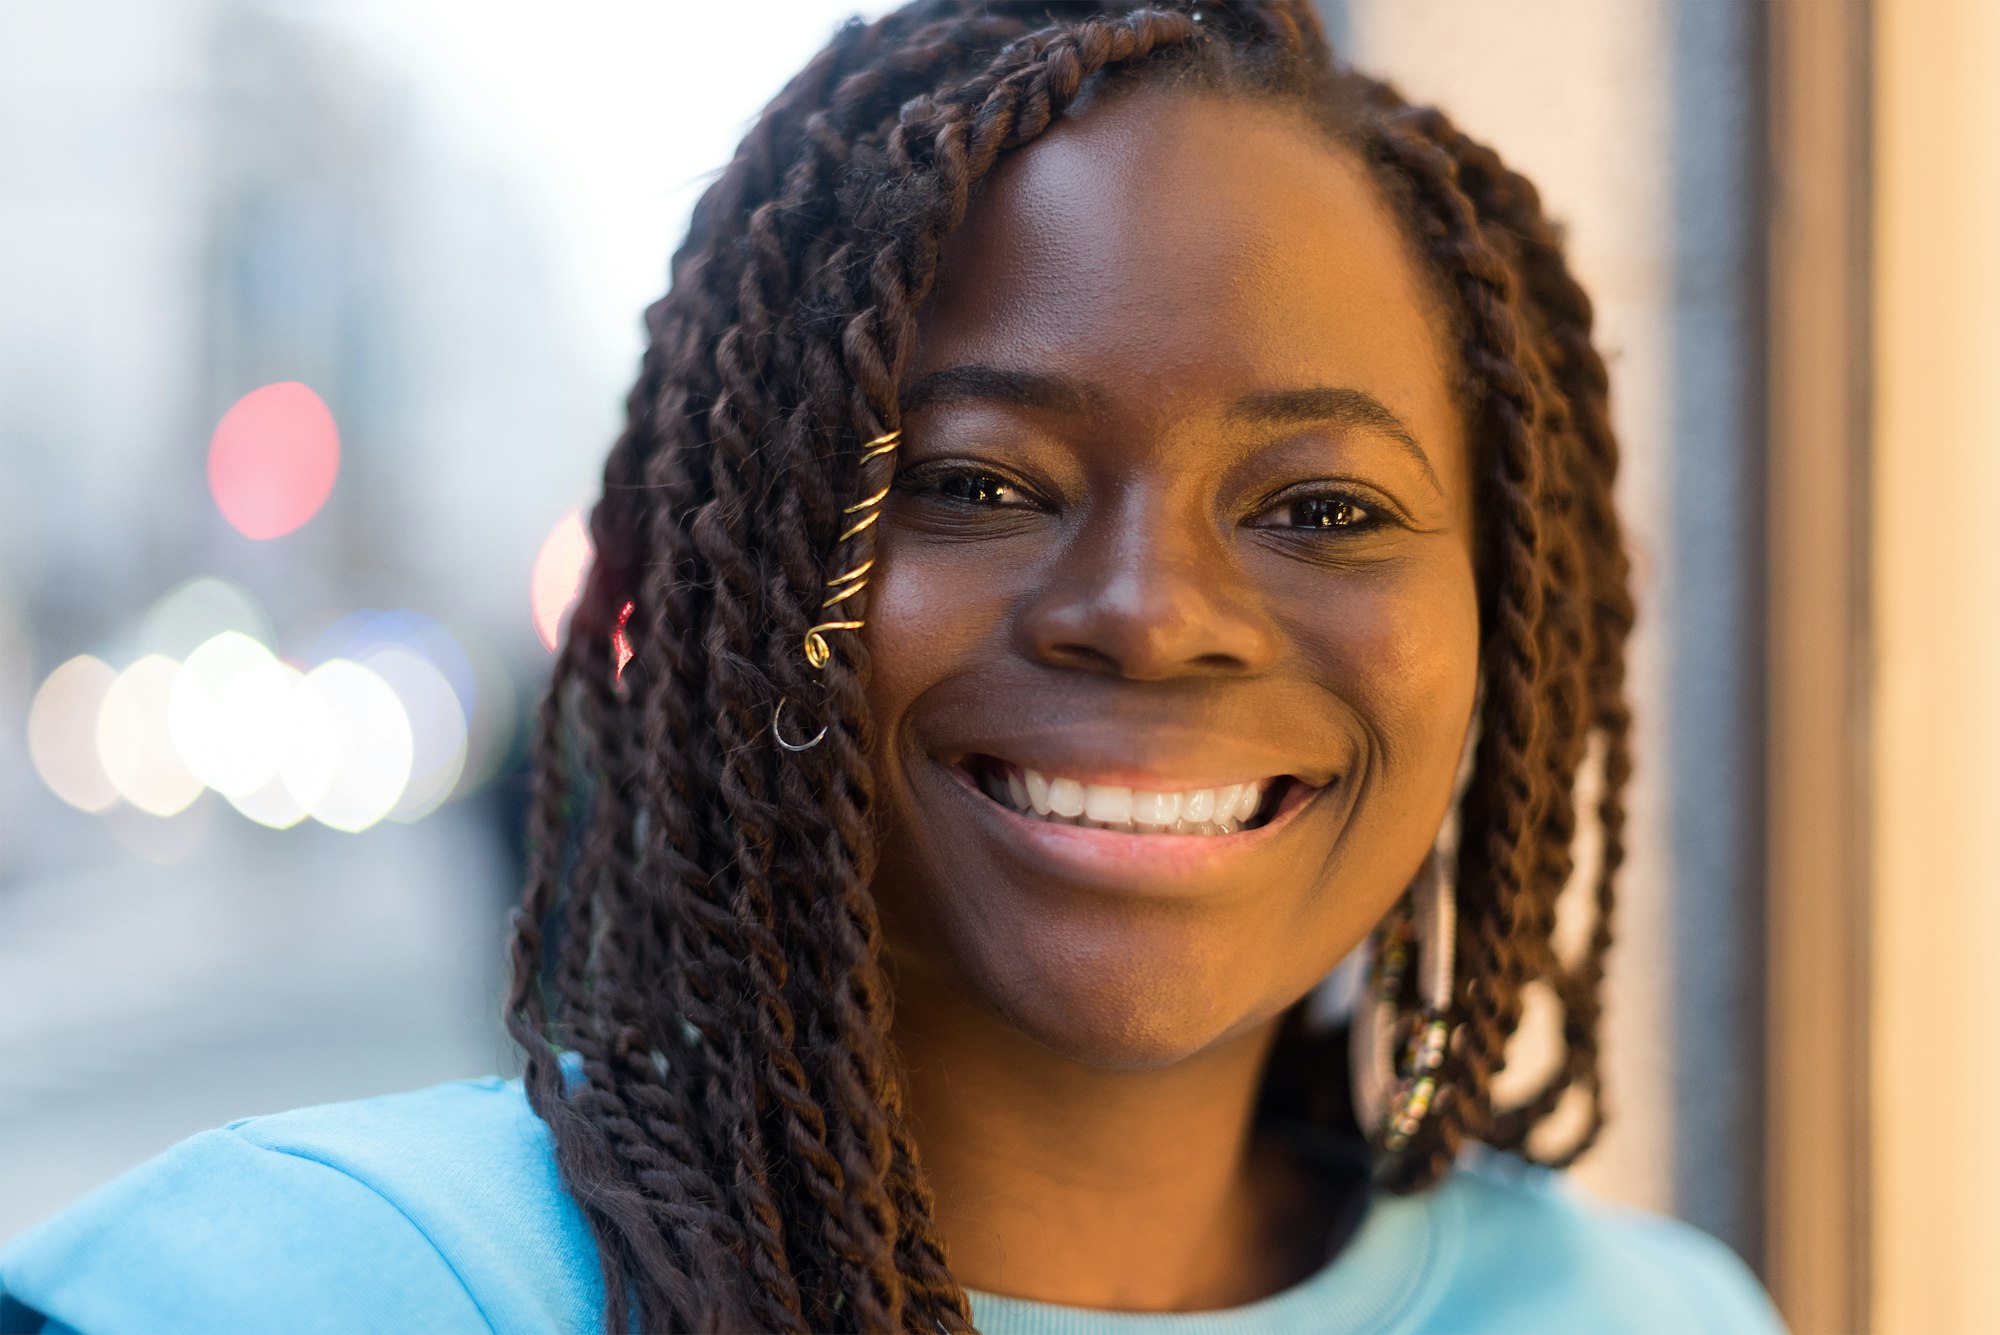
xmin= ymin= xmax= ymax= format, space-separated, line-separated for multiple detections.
xmin=1414 ymin=1150 xmax=1787 ymax=1333
xmin=0 ymin=1073 xmax=602 ymax=1335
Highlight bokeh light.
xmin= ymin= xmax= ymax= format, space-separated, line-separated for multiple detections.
xmin=96 ymin=654 xmax=203 ymax=817
xmin=362 ymin=644 xmax=467 ymax=821
xmin=28 ymin=655 xmax=121 ymax=813
xmin=138 ymin=576 xmax=273 ymax=660
xmin=292 ymin=660 xmax=414 ymax=833
xmin=207 ymin=381 xmax=341 ymax=540
xmin=311 ymin=608 xmax=476 ymax=718
xmin=223 ymin=660 xmax=313 ymax=831
xmin=614 ymin=599 xmax=635 ymax=681
xmin=228 ymin=770 xmax=310 ymax=831
xmin=531 ymin=505 xmax=590 ymax=651
xmin=167 ymin=631 xmax=294 ymax=797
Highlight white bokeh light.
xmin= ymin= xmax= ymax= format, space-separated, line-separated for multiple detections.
xmin=168 ymin=631 xmax=294 ymax=797
xmin=96 ymin=654 xmax=203 ymax=818
xmin=27 ymin=654 xmax=121 ymax=813
xmin=363 ymin=644 xmax=468 ymax=822
xmin=294 ymin=660 xmax=414 ymax=833
xmin=227 ymin=771 xmax=311 ymax=831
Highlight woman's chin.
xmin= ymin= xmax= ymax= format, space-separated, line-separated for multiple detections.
xmin=950 ymin=931 xmax=1293 ymax=1073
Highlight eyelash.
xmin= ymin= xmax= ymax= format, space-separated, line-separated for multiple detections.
xmin=903 ymin=465 xmax=1391 ymax=535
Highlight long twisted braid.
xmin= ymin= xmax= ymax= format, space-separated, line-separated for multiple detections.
xmin=506 ymin=3 xmax=1637 ymax=1328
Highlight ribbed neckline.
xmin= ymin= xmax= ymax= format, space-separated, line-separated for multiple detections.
xmin=964 ymin=1180 xmax=1457 ymax=1335
xmin=546 ymin=1052 xmax=1459 ymax=1334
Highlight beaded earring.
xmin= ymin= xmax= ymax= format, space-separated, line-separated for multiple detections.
xmin=1349 ymin=850 xmax=1456 ymax=1152
xmin=1349 ymin=702 xmax=1479 ymax=1153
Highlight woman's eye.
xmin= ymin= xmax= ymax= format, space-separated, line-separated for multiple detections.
xmin=932 ymin=470 xmax=1029 ymax=507
xmin=1258 ymin=493 xmax=1378 ymax=531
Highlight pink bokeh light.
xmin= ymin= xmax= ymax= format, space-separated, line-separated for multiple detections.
xmin=531 ymin=507 xmax=591 ymax=652
xmin=207 ymin=382 xmax=341 ymax=540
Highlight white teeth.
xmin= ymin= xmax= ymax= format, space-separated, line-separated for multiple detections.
xmin=1047 ymin=776 xmax=1085 ymax=818
xmin=1025 ymin=768 xmax=1051 ymax=815
xmin=1213 ymin=784 xmax=1242 ymax=822
xmin=1082 ymin=783 xmax=1131 ymax=823
xmin=992 ymin=765 xmax=1277 ymax=836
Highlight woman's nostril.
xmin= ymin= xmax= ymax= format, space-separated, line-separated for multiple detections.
xmin=1046 ymin=642 xmax=1121 ymax=672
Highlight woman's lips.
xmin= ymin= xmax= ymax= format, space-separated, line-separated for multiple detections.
xmin=934 ymin=757 xmax=1329 ymax=899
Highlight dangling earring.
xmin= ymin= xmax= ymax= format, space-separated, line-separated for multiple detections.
xmin=770 ymin=696 xmax=829 ymax=752
xmin=769 ymin=428 xmax=900 ymax=753
xmin=1350 ymin=702 xmax=1479 ymax=1153
xmin=1349 ymin=849 xmax=1457 ymax=1152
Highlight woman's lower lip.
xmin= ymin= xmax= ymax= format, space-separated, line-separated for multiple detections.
xmin=935 ymin=761 xmax=1325 ymax=898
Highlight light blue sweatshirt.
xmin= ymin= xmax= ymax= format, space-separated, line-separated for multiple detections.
xmin=0 ymin=1072 xmax=1785 ymax=1334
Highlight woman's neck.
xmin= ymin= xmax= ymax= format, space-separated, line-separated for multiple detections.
xmin=891 ymin=971 xmax=1345 ymax=1312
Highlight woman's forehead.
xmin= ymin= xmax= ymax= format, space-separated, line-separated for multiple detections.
xmin=915 ymin=88 xmax=1458 ymax=449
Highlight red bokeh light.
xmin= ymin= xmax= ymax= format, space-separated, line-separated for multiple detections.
xmin=614 ymin=600 xmax=635 ymax=681
xmin=207 ymin=382 xmax=341 ymax=540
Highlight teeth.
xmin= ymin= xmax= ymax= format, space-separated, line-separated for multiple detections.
xmin=1025 ymin=768 xmax=1051 ymax=815
xmin=1213 ymin=784 xmax=1242 ymax=822
xmin=1082 ymin=783 xmax=1131 ymax=823
xmin=990 ymin=764 xmax=1276 ymax=836
xmin=1047 ymin=776 xmax=1085 ymax=818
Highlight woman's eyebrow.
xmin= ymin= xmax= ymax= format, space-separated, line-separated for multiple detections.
xmin=1226 ymin=386 xmax=1443 ymax=496
xmin=900 ymin=364 xmax=1101 ymax=418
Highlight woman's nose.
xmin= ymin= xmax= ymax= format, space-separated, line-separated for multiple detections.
xmin=1016 ymin=491 xmax=1281 ymax=680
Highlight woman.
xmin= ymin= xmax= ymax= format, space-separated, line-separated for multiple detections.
xmin=0 ymin=3 xmax=1785 ymax=1332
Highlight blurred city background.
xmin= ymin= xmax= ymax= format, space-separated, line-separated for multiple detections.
xmin=2 ymin=4 xmax=1993 ymax=1334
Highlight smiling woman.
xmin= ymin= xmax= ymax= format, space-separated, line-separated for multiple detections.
xmin=0 ymin=4 xmax=1786 ymax=1334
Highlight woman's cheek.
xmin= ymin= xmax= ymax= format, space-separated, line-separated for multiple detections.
xmin=1289 ymin=555 xmax=1480 ymax=783
xmin=861 ymin=534 xmax=1009 ymax=709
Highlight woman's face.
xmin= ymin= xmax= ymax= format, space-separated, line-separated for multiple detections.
xmin=864 ymin=89 xmax=1480 ymax=1070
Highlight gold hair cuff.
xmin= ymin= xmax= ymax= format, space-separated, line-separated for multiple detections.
xmin=824 ymin=557 xmax=874 ymax=589
xmin=856 ymin=431 xmax=901 ymax=465
xmin=800 ymin=429 xmax=900 ymax=672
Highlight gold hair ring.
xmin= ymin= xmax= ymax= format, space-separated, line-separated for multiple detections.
xmin=799 ymin=429 xmax=900 ymax=673
xmin=856 ymin=432 xmax=901 ymax=466
xmin=843 ymin=482 xmax=893 ymax=514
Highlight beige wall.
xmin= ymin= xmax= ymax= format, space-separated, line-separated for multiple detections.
xmin=1872 ymin=2 xmax=2000 ymax=1330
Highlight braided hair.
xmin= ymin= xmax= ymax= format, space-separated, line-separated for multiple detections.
xmin=505 ymin=3 xmax=1635 ymax=1329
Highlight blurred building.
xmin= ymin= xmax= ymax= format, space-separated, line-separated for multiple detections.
xmin=0 ymin=0 xmax=606 ymax=1236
